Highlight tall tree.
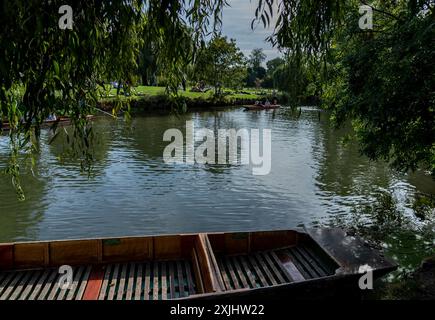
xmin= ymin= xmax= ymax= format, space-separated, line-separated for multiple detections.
xmin=246 ymin=48 xmax=267 ymax=87
xmin=193 ymin=36 xmax=247 ymax=94
xmin=249 ymin=48 xmax=267 ymax=69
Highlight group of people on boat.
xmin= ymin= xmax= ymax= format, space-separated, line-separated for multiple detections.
xmin=254 ymin=98 xmax=279 ymax=107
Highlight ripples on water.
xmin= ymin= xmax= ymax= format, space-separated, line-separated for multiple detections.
xmin=0 ymin=106 xmax=434 ymax=267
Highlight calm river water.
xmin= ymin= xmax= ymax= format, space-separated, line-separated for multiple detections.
xmin=0 ymin=107 xmax=434 ymax=273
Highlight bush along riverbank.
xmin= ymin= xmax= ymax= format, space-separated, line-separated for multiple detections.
xmin=97 ymin=92 xmax=291 ymax=115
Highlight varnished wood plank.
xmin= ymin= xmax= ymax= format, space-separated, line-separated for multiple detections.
xmin=134 ymin=263 xmax=143 ymax=300
xmin=154 ymin=235 xmax=181 ymax=260
xmin=270 ymin=251 xmax=294 ymax=282
xmin=98 ymin=264 xmax=112 ymax=300
xmin=263 ymin=252 xmax=286 ymax=283
xmin=217 ymin=259 xmax=232 ymax=290
xmin=116 ymin=263 xmax=128 ymax=300
xmin=83 ymin=266 xmax=104 ymax=300
xmin=191 ymin=249 xmax=205 ymax=294
xmin=250 ymin=231 xmax=298 ymax=252
xmin=247 ymin=256 xmax=268 ymax=287
xmin=161 ymin=262 xmax=167 ymax=300
xmin=50 ymin=240 xmax=99 ymax=266
xmin=203 ymin=235 xmax=226 ymax=291
xmin=195 ymin=234 xmax=224 ymax=293
xmin=225 ymin=257 xmax=241 ymax=289
xmin=102 ymin=237 xmax=152 ymax=263
xmin=153 ymin=262 xmax=159 ymax=300
xmin=75 ymin=266 xmax=92 ymax=300
xmin=231 ymin=256 xmax=249 ymax=288
xmin=125 ymin=263 xmax=135 ymax=300
xmin=0 ymin=244 xmax=13 ymax=270
xmin=107 ymin=264 xmax=120 ymax=300
xmin=169 ymin=262 xmax=176 ymax=298
xmin=184 ymin=260 xmax=195 ymax=295
xmin=1 ymin=272 xmax=24 ymax=300
xmin=14 ymin=243 xmax=49 ymax=269
xmin=19 ymin=270 xmax=42 ymax=300
xmin=239 ymin=256 xmax=257 ymax=288
xmin=176 ymin=260 xmax=185 ymax=297
xmin=37 ymin=270 xmax=58 ymax=300
xmin=28 ymin=269 xmax=51 ymax=300
xmin=144 ymin=262 xmax=151 ymax=300
xmin=275 ymin=251 xmax=305 ymax=282
xmin=9 ymin=271 xmax=33 ymax=300
xmin=255 ymin=253 xmax=278 ymax=285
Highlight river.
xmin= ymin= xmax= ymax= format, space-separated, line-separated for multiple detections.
xmin=0 ymin=106 xmax=434 ymax=275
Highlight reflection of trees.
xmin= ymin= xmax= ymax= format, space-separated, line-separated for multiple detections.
xmin=0 ymin=120 xmax=115 ymax=242
xmin=46 ymin=119 xmax=114 ymax=177
xmin=0 ymin=150 xmax=46 ymax=242
xmin=312 ymin=111 xmax=391 ymax=197
xmin=309 ymin=109 xmax=435 ymax=276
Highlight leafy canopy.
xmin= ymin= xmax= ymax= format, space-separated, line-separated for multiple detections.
xmin=0 ymin=0 xmax=228 ymax=198
xmin=253 ymin=0 xmax=435 ymax=174
xmin=192 ymin=35 xmax=247 ymax=93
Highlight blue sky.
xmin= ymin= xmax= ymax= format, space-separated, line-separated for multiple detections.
xmin=222 ymin=0 xmax=281 ymax=62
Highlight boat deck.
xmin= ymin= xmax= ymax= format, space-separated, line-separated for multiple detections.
xmin=217 ymin=245 xmax=338 ymax=290
xmin=0 ymin=260 xmax=197 ymax=300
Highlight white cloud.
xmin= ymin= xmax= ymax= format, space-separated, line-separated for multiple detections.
xmin=222 ymin=0 xmax=281 ymax=62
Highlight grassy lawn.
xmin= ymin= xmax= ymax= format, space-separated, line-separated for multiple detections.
xmin=104 ymin=85 xmax=272 ymax=101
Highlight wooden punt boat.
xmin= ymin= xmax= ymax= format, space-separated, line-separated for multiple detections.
xmin=244 ymin=105 xmax=281 ymax=111
xmin=0 ymin=228 xmax=396 ymax=300
xmin=0 ymin=115 xmax=95 ymax=132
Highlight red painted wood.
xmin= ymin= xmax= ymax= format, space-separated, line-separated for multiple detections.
xmin=0 ymin=244 xmax=14 ymax=270
xmin=82 ymin=266 xmax=104 ymax=300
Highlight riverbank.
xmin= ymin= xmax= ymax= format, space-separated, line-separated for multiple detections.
xmin=97 ymin=86 xmax=287 ymax=114
xmin=369 ymin=256 xmax=435 ymax=300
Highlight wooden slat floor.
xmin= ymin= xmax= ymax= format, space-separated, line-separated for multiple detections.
xmin=0 ymin=266 xmax=91 ymax=300
xmin=98 ymin=260 xmax=196 ymax=300
xmin=217 ymin=245 xmax=337 ymax=290
xmin=0 ymin=260 xmax=196 ymax=300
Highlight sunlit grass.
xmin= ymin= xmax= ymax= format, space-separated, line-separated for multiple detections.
xmin=104 ymin=85 xmax=271 ymax=101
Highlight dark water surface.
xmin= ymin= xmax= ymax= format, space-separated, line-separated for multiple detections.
xmin=0 ymin=107 xmax=434 ymax=274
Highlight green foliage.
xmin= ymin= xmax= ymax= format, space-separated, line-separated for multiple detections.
xmin=0 ymin=0 xmax=229 ymax=197
xmin=323 ymin=1 xmax=435 ymax=174
xmin=249 ymin=48 xmax=267 ymax=70
xmin=270 ymin=54 xmax=322 ymax=105
xmin=254 ymin=0 xmax=435 ymax=174
xmin=246 ymin=48 xmax=268 ymax=87
xmin=413 ymin=193 xmax=435 ymax=221
xmin=193 ymin=35 xmax=247 ymax=94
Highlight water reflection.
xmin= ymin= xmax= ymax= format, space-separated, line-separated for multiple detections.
xmin=0 ymin=107 xmax=433 ymax=274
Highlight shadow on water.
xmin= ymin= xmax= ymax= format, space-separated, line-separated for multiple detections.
xmin=0 ymin=107 xmax=433 ymax=288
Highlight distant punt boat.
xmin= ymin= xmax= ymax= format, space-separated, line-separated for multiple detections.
xmin=244 ymin=104 xmax=281 ymax=111
xmin=0 ymin=228 xmax=396 ymax=300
